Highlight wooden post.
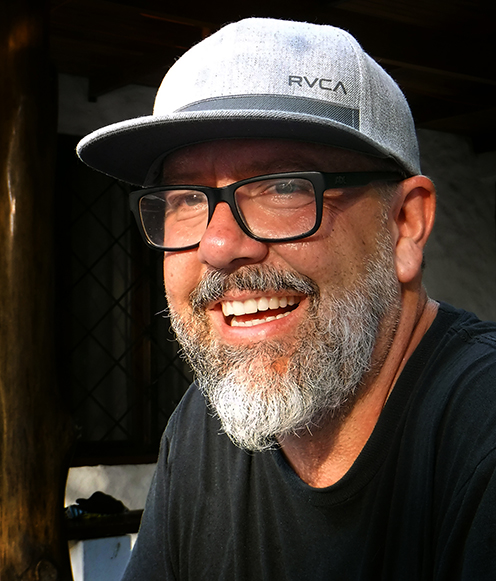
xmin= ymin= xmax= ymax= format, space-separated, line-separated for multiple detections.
xmin=0 ymin=1 xmax=75 ymax=579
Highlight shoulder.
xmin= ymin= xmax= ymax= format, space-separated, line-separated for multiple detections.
xmin=408 ymin=302 xmax=496 ymax=392
xmin=161 ymin=384 xmax=212 ymax=457
xmin=158 ymin=383 xmax=244 ymax=476
xmin=411 ymin=302 xmax=496 ymax=416
xmin=419 ymin=306 xmax=496 ymax=576
xmin=391 ymin=303 xmax=496 ymax=480
xmin=426 ymin=303 xmax=496 ymax=411
xmin=407 ymin=303 xmax=496 ymax=488
xmin=437 ymin=301 xmax=496 ymax=345
xmin=165 ymin=383 xmax=208 ymax=436
xmin=431 ymin=302 xmax=496 ymax=347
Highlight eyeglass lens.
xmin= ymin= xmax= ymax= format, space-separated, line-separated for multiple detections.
xmin=138 ymin=176 xmax=318 ymax=249
xmin=140 ymin=190 xmax=209 ymax=249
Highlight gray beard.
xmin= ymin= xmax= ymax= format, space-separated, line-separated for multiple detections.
xmin=167 ymin=231 xmax=400 ymax=452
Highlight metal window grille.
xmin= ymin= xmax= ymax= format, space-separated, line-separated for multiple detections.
xmin=55 ymin=135 xmax=192 ymax=464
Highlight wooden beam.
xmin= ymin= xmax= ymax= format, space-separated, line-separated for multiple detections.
xmin=0 ymin=0 xmax=75 ymax=578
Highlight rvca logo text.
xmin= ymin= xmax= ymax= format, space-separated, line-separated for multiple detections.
xmin=289 ymin=76 xmax=347 ymax=94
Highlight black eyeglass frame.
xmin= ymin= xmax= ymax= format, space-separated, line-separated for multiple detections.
xmin=129 ymin=171 xmax=404 ymax=252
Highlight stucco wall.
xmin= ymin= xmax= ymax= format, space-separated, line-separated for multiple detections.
xmin=65 ymin=464 xmax=155 ymax=511
xmin=419 ymin=129 xmax=496 ymax=321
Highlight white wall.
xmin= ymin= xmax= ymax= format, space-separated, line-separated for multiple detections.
xmin=57 ymin=74 xmax=155 ymax=136
xmin=65 ymin=464 xmax=155 ymax=511
xmin=419 ymin=129 xmax=496 ymax=321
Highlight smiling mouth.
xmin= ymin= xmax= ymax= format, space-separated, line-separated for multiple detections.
xmin=221 ymin=296 xmax=302 ymax=327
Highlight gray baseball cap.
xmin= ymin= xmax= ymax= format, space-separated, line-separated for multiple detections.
xmin=77 ymin=18 xmax=420 ymax=185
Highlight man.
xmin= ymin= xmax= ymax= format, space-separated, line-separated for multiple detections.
xmin=78 ymin=18 xmax=496 ymax=580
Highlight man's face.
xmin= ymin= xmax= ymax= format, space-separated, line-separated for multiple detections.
xmin=161 ymin=139 xmax=401 ymax=450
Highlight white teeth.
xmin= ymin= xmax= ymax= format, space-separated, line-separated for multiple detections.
xmin=221 ymin=296 xmax=301 ymax=319
xmin=231 ymin=311 xmax=292 ymax=327
xmin=257 ymin=297 xmax=269 ymax=311
xmin=232 ymin=300 xmax=245 ymax=316
xmin=244 ymin=298 xmax=258 ymax=314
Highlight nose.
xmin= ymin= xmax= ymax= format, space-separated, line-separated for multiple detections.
xmin=196 ymin=202 xmax=268 ymax=269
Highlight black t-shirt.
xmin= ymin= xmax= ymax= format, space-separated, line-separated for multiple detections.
xmin=123 ymin=303 xmax=496 ymax=580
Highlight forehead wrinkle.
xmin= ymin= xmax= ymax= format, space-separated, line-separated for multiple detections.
xmin=160 ymin=140 xmax=386 ymax=186
xmin=164 ymin=159 xmax=313 ymax=185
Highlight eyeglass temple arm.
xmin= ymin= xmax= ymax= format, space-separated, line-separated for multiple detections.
xmin=322 ymin=171 xmax=404 ymax=189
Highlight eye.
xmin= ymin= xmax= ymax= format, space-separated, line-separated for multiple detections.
xmin=167 ymin=191 xmax=206 ymax=211
xmin=236 ymin=178 xmax=316 ymax=216
xmin=258 ymin=178 xmax=314 ymax=197
xmin=263 ymin=178 xmax=315 ymax=202
xmin=272 ymin=180 xmax=300 ymax=195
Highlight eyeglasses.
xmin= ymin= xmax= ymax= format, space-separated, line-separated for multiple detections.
xmin=129 ymin=171 xmax=403 ymax=251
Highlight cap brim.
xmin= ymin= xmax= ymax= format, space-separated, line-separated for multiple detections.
xmin=77 ymin=110 xmax=394 ymax=186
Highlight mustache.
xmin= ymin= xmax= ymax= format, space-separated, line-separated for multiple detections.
xmin=189 ymin=265 xmax=319 ymax=313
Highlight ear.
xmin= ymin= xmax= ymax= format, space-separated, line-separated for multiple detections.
xmin=390 ymin=176 xmax=436 ymax=284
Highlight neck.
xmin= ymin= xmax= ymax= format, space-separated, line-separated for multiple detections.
xmin=278 ymin=286 xmax=438 ymax=488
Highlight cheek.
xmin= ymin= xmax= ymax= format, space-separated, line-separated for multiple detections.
xmin=270 ymin=210 xmax=339 ymax=275
xmin=273 ymin=207 xmax=386 ymax=293
xmin=272 ymin=237 xmax=349 ymax=294
xmin=163 ymin=252 xmax=200 ymax=309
